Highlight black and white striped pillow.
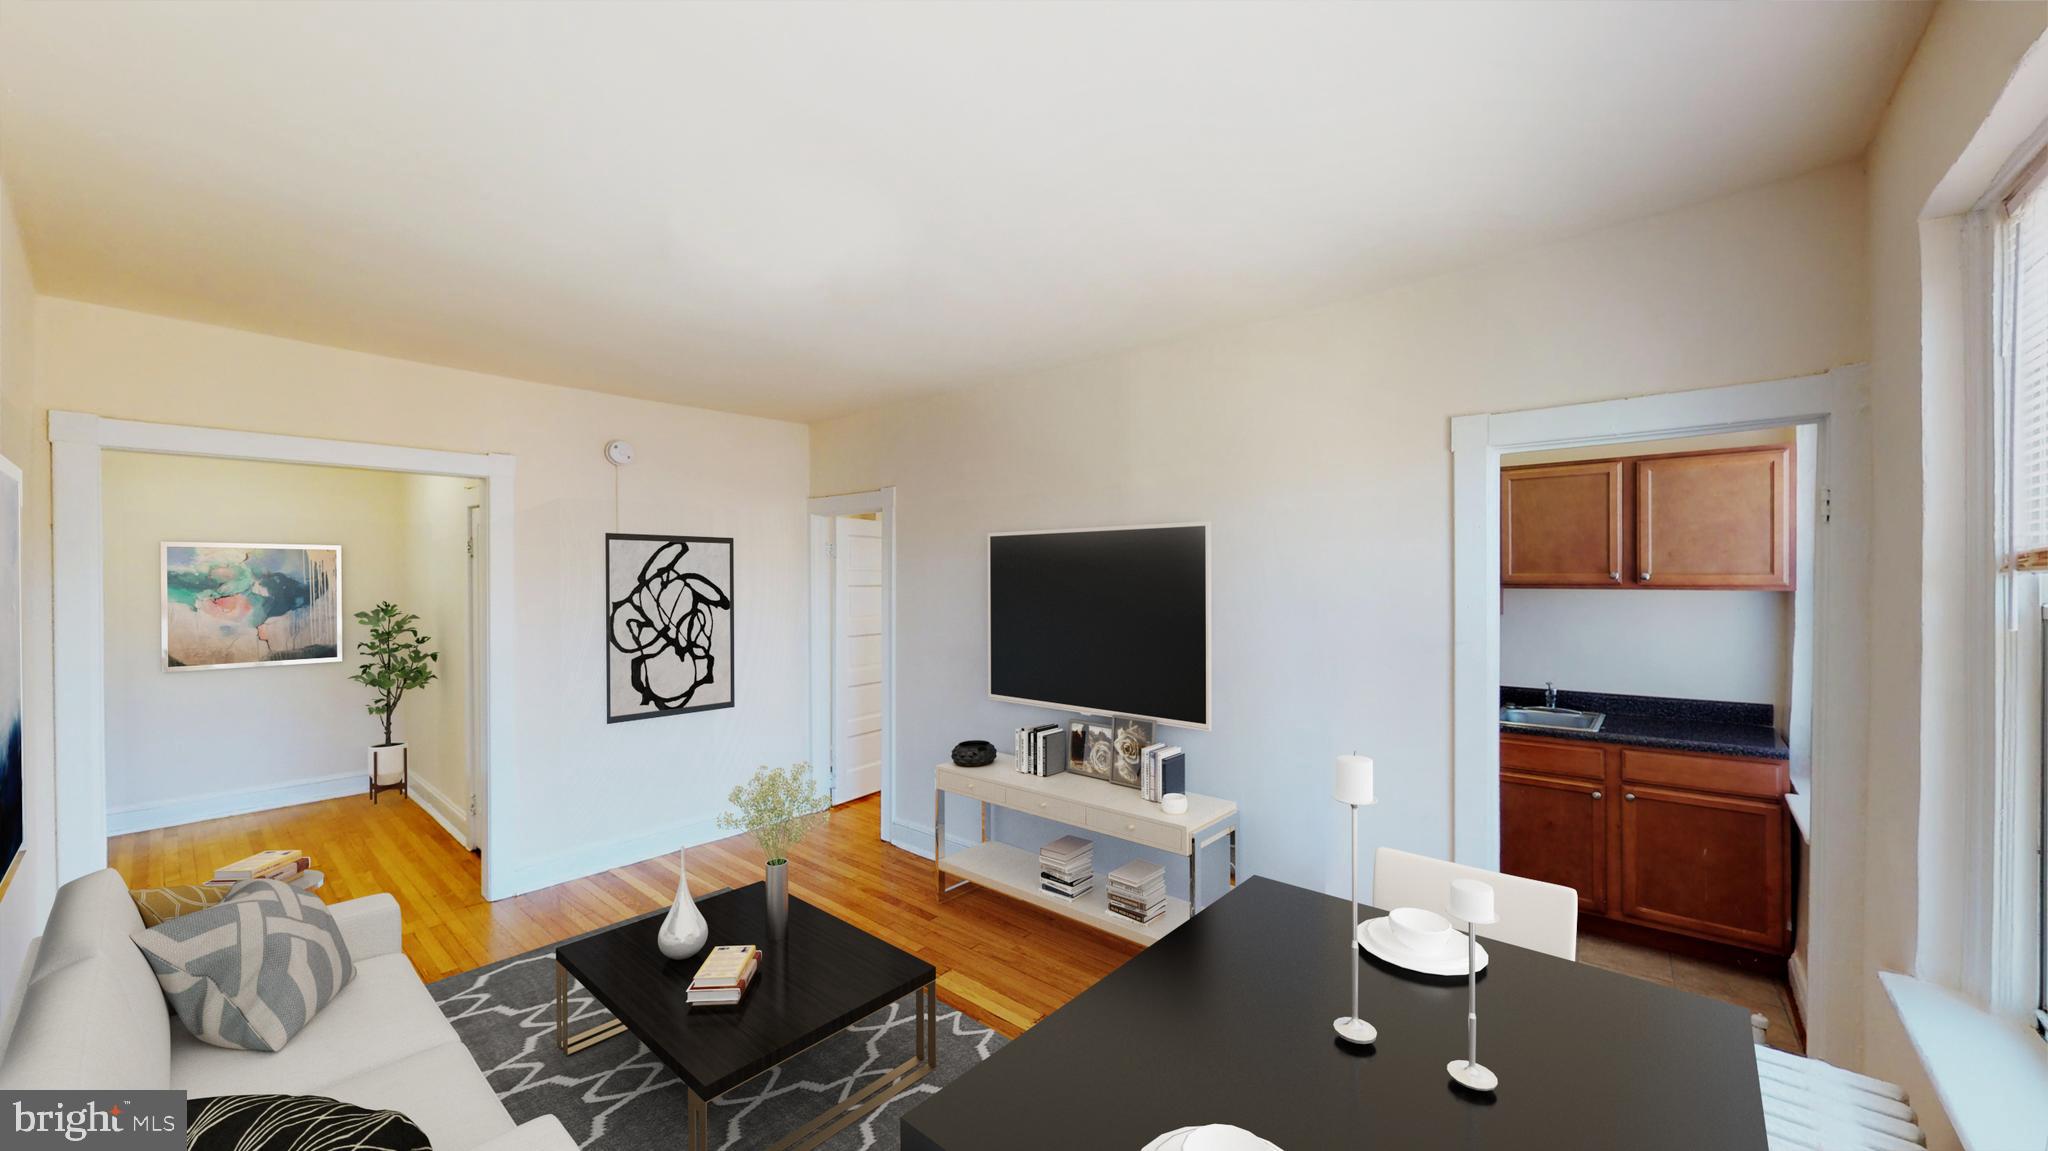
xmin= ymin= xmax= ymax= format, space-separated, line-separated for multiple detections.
xmin=130 ymin=878 xmax=355 ymax=1051
xmin=187 ymin=1095 xmax=429 ymax=1151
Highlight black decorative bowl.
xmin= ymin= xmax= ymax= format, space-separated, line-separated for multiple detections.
xmin=950 ymin=740 xmax=998 ymax=768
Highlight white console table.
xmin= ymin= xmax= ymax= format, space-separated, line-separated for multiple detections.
xmin=934 ymin=754 xmax=1238 ymax=945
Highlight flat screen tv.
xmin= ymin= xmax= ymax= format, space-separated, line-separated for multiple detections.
xmin=988 ymin=524 xmax=1209 ymax=729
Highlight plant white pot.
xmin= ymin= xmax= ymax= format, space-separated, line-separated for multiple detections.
xmin=369 ymin=743 xmax=408 ymax=787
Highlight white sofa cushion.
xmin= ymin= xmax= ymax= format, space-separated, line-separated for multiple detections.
xmin=313 ymin=1042 xmax=518 ymax=1151
xmin=30 ymin=869 xmax=146 ymax=979
xmin=0 ymin=955 xmax=172 ymax=1088
xmin=169 ymin=954 xmax=457 ymax=1097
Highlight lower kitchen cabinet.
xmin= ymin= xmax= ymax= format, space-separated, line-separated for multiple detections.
xmin=1500 ymin=770 xmax=1606 ymax=913
xmin=1500 ymin=734 xmax=1792 ymax=955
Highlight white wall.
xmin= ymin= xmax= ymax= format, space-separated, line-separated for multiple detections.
xmin=17 ymin=297 xmax=811 ymax=910
xmin=812 ymin=161 xmax=1870 ymax=907
xmin=96 ymin=454 xmax=477 ymax=834
xmin=397 ymin=472 xmax=481 ymax=845
xmin=1501 ymin=590 xmax=1789 ymax=707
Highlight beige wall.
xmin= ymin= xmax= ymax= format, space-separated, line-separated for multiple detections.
xmin=1857 ymin=0 xmax=2047 ymax=1131
xmin=812 ymin=161 xmax=1868 ymax=912
xmin=20 ymin=297 xmax=811 ymax=910
xmin=396 ymin=471 xmax=482 ymax=842
xmin=97 ymin=454 xmax=474 ymax=831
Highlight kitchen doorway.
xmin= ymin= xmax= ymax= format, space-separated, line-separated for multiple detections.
xmin=808 ymin=489 xmax=897 ymax=840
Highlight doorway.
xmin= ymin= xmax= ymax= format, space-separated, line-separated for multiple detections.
xmin=809 ymin=489 xmax=897 ymax=840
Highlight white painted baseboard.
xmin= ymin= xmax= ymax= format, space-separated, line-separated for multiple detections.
xmin=889 ymin=818 xmax=982 ymax=862
xmin=1786 ymin=952 xmax=1808 ymax=1022
xmin=409 ymin=776 xmax=472 ymax=850
xmin=108 ymin=771 xmax=364 ymax=835
xmin=495 ymin=814 xmax=726 ymax=898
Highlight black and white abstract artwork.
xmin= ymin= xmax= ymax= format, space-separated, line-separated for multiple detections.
xmin=605 ymin=533 xmax=734 ymax=722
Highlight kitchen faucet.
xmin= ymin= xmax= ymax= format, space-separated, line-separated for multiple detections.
xmin=1545 ymin=681 xmax=1557 ymax=709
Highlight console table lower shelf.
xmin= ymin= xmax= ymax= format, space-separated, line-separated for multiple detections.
xmin=933 ymin=755 xmax=1237 ymax=946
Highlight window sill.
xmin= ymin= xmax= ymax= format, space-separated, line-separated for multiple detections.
xmin=1881 ymin=972 xmax=2048 ymax=1151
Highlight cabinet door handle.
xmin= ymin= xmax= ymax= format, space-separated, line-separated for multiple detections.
xmin=1610 ymin=571 xmax=1620 ymax=583
xmin=1590 ymin=790 xmax=1602 ymax=800
xmin=1624 ymin=792 xmax=1636 ymax=802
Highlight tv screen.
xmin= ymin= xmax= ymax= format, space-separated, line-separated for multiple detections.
xmin=988 ymin=524 xmax=1209 ymax=728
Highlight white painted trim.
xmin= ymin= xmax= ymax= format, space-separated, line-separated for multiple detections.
xmin=1787 ymin=951 xmax=1809 ymax=1021
xmin=808 ymin=488 xmax=896 ymax=846
xmin=1883 ymin=971 xmax=2048 ymax=1151
xmin=495 ymin=812 xmax=723 ymax=899
xmin=106 ymin=770 xmax=363 ymax=836
xmin=888 ymin=817 xmax=984 ymax=863
xmin=1451 ymin=366 xmax=1871 ymax=1063
xmin=410 ymin=773 xmax=472 ymax=850
xmin=808 ymin=514 xmax=833 ymax=801
xmin=47 ymin=412 xmax=519 ymax=901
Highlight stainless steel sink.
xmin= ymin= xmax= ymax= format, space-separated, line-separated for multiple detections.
xmin=1500 ymin=706 xmax=1606 ymax=733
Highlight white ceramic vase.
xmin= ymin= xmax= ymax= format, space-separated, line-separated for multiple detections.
xmin=657 ymin=848 xmax=709 ymax=960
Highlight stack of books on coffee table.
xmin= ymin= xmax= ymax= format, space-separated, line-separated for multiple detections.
xmin=687 ymin=944 xmax=761 ymax=1006
xmin=1106 ymin=860 xmax=1167 ymax=925
xmin=1039 ymin=835 xmax=1095 ymax=902
xmin=206 ymin=849 xmax=312 ymax=888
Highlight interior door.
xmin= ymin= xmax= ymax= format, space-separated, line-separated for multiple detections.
xmin=833 ymin=515 xmax=885 ymax=803
xmin=1501 ymin=461 xmax=1626 ymax=586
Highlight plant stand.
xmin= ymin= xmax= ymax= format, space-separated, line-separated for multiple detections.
xmin=369 ymin=743 xmax=408 ymax=804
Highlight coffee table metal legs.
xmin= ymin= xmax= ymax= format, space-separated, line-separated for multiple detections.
xmin=558 ymin=965 xmax=939 ymax=1151
xmin=554 ymin=960 xmax=627 ymax=1055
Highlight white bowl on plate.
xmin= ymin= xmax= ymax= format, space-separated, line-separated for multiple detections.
xmin=1388 ymin=906 xmax=1455 ymax=955
xmin=1141 ymin=1125 xmax=1284 ymax=1151
xmin=1357 ymin=916 xmax=1489 ymax=976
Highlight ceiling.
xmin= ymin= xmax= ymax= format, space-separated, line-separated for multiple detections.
xmin=0 ymin=1 xmax=1929 ymax=423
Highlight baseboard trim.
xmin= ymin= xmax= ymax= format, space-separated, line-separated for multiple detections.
xmin=495 ymin=814 xmax=725 ymax=899
xmin=1786 ymin=952 xmax=1808 ymax=1020
xmin=108 ymin=771 xmax=364 ymax=835
xmin=409 ymin=776 xmax=472 ymax=850
xmin=888 ymin=818 xmax=981 ymax=862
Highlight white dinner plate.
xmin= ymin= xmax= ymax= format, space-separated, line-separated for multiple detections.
xmin=1356 ymin=916 xmax=1489 ymax=976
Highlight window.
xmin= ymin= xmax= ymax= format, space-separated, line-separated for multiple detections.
xmin=1995 ymin=161 xmax=2048 ymax=1033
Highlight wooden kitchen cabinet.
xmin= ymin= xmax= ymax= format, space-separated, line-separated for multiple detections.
xmin=1618 ymin=784 xmax=1789 ymax=951
xmin=1501 ymin=769 xmax=1607 ymax=913
xmin=1635 ymin=446 xmax=1793 ymax=590
xmin=1501 ymin=461 xmax=1625 ymax=586
xmin=1499 ymin=733 xmax=1792 ymax=955
xmin=1500 ymin=444 xmax=1793 ymax=591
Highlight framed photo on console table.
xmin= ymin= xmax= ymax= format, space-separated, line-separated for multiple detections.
xmin=606 ymin=533 xmax=735 ymax=722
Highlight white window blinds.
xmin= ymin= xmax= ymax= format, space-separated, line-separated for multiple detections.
xmin=2006 ymin=177 xmax=2048 ymax=567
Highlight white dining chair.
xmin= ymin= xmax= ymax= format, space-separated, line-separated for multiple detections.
xmin=1370 ymin=847 xmax=1579 ymax=961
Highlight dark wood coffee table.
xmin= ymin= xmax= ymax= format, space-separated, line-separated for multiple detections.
xmin=554 ymin=882 xmax=938 ymax=1151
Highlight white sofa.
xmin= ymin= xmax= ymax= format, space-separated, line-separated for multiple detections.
xmin=0 ymin=869 xmax=573 ymax=1151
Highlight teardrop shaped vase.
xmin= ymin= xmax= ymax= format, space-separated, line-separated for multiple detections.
xmin=657 ymin=848 xmax=709 ymax=960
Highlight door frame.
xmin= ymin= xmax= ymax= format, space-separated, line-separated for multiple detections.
xmin=1450 ymin=364 xmax=1869 ymax=1060
xmin=807 ymin=488 xmax=897 ymax=841
xmin=48 ymin=412 xmax=519 ymax=898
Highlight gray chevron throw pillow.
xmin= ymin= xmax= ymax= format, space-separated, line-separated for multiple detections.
xmin=131 ymin=877 xmax=356 ymax=1051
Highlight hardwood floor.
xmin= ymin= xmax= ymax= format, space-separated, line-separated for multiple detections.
xmin=112 ymin=790 xmax=1799 ymax=1051
xmin=109 ymin=790 xmax=1140 ymax=1038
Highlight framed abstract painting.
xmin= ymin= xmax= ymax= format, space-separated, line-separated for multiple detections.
xmin=606 ymin=533 xmax=734 ymax=722
xmin=0 ymin=454 xmax=21 ymax=900
xmin=161 ymin=543 xmax=344 ymax=670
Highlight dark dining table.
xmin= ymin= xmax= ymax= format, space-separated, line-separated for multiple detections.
xmin=902 ymin=875 xmax=1765 ymax=1150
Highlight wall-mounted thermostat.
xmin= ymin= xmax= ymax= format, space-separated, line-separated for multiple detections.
xmin=604 ymin=439 xmax=634 ymax=466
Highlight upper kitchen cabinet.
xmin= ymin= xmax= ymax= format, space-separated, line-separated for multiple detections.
xmin=1501 ymin=444 xmax=1793 ymax=591
xmin=1501 ymin=460 xmax=1625 ymax=586
xmin=1634 ymin=446 xmax=1793 ymax=590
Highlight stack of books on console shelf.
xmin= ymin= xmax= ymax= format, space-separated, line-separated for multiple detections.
xmin=206 ymin=850 xmax=313 ymax=888
xmin=687 ymin=945 xmax=761 ymax=1006
xmin=1039 ymin=835 xmax=1094 ymax=902
xmin=1106 ymin=859 xmax=1167 ymax=925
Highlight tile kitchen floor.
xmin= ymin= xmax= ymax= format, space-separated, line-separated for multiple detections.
xmin=1576 ymin=934 xmax=1804 ymax=1055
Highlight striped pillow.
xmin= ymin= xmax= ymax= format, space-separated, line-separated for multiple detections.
xmin=131 ymin=883 xmax=230 ymax=928
xmin=130 ymin=878 xmax=355 ymax=1051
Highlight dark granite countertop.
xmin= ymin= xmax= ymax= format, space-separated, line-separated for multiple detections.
xmin=1500 ymin=686 xmax=1788 ymax=760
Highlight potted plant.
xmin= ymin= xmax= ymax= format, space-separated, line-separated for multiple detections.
xmin=716 ymin=763 xmax=828 ymax=938
xmin=349 ymin=601 xmax=438 ymax=803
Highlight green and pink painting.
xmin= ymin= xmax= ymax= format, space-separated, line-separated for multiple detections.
xmin=162 ymin=544 xmax=342 ymax=670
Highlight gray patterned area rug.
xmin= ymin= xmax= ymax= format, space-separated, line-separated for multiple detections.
xmin=427 ymin=932 xmax=1004 ymax=1151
